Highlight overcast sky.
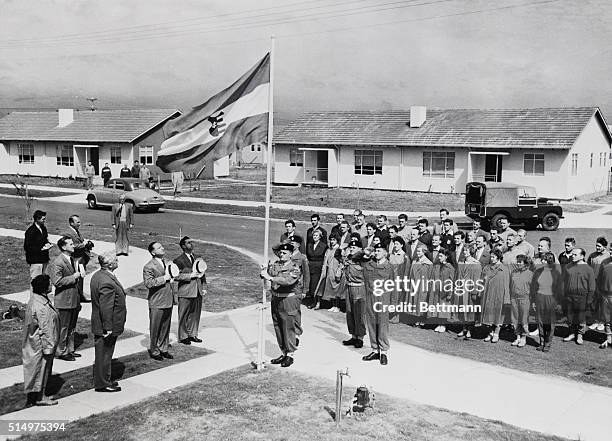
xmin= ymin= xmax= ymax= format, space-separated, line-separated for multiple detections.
xmin=0 ymin=0 xmax=611 ymax=124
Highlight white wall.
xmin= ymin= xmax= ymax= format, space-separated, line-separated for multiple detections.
xmin=499 ymin=150 xmax=569 ymax=198
xmin=98 ymin=144 xmax=133 ymax=178
xmin=274 ymin=144 xmax=303 ymax=184
xmin=401 ymin=147 xmax=465 ymax=193
xmin=565 ymin=114 xmax=611 ymax=198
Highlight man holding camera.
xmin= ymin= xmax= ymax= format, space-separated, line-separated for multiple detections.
xmin=64 ymin=215 xmax=94 ymax=302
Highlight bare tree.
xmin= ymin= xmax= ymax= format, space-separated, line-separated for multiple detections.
xmin=12 ymin=182 xmax=34 ymax=222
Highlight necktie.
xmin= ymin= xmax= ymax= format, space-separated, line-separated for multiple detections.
xmin=189 ymin=254 xmax=194 ymax=265
xmin=70 ymin=257 xmax=76 ymax=272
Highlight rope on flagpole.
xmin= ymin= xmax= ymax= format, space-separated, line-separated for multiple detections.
xmin=255 ymin=36 xmax=275 ymax=370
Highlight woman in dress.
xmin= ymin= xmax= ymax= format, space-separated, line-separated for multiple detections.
xmin=428 ymin=249 xmax=455 ymax=333
xmin=407 ymin=245 xmax=433 ymax=326
xmin=314 ymin=234 xmax=344 ymax=311
xmin=480 ymin=249 xmax=510 ymax=343
xmin=306 ymin=229 xmax=328 ymax=309
xmin=455 ymin=245 xmax=482 ymax=339
xmin=388 ymin=236 xmax=410 ymax=323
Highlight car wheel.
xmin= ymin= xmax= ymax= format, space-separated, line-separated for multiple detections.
xmin=490 ymin=214 xmax=507 ymax=231
xmin=87 ymin=196 xmax=97 ymax=209
xmin=541 ymin=213 xmax=560 ymax=231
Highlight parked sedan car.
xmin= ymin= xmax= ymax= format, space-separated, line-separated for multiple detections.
xmin=87 ymin=178 xmax=165 ymax=212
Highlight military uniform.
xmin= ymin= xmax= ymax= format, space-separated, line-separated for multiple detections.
xmin=363 ymin=258 xmax=393 ymax=353
xmin=340 ymin=250 xmax=367 ymax=341
xmin=268 ymin=258 xmax=303 ymax=356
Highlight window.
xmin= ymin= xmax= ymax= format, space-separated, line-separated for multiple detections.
xmin=56 ymin=145 xmax=74 ymax=166
xmin=110 ymin=147 xmax=122 ymax=164
xmin=139 ymin=145 xmax=153 ymax=165
xmin=590 ymin=153 xmax=594 ymax=168
xmin=114 ymin=181 xmax=125 ymax=190
xmin=251 ymin=146 xmax=255 ymax=152
xmin=18 ymin=143 xmax=34 ymax=164
xmin=257 ymin=146 xmax=261 ymax=152
xmin=355 ymin=150 xmax=383 ymax=175
xmin=289 ymin=148 xmax=304 ymax=167
xmin=600 ymin=152 xmax=606 ymax=167
xmin=523 ymin=153 xmax=545 ymax=176
xmin=422 ymin=151 xmax=455 ymax=178
xmin=571 ymin=153 xmax=578 ymax=176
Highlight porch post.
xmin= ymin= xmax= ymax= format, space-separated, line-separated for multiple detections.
xmin=467 ymin=151 xmax=472 ymax=183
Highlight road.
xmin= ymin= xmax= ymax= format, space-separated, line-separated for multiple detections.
xmin=0 ymin=195 xmax=610 ymax=258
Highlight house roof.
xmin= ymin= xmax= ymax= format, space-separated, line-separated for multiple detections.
xmin=275 ymin=107 xmax=612 ymax=149
xmin=0 ymin=109 xmax=180 ymax=143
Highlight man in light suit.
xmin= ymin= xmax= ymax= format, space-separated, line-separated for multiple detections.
xmin=90 ymin=252 xmax=126 ymax=393
xmin=111 ymin=194 xmax=134 ymax=256
xmin=48 ymin=236 xmax=82 ymax=361
xmin=143 ymin=242 xmax=174 ymax=361
xmin=174 ymin=236 xmax=207 ymax=345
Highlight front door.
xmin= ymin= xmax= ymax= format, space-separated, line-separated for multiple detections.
xmin=484 ymin=155 xmax=503 ymax=182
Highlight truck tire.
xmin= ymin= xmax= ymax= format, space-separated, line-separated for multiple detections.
xmin=490 ymin=214 xmax=508 ymax=231
xmin=541 ymin=213 xmax=560 ymax=231
xmin=87 ymin=196 xmax=97 ymax=209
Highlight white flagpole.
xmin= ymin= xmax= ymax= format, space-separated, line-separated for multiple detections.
xmin=256 ymin=36 xmax=275 ymax=370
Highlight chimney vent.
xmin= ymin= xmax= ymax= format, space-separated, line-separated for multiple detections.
xmin=58 ymin=109 xmax=74 ymax=127
xmin=410 ymin=106 xmax=427 ymax=128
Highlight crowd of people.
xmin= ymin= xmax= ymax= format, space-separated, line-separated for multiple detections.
xmin=262 ymin=208 xmax=612 ymax=367
xmin=21 ymin=210 xmax=207 ymax=406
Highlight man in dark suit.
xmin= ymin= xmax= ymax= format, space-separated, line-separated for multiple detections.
xmin=375 ymin=215 xmax=391 ymax=248
xmin=450 ymin=231 xmax=467 ymax=268
xmin=64 ymin=215 xmax=93 ymax=302
xmin=24 ymin=210 xmax=53 ymax=279
xmin=90 ymin=252 xmax=126 ymax=392
xmin=48 ymin=236 xmax=83 ymax=361
xmin=306 ymin=214 xmax=328 ymax=246
xmin=174 ymin=236 xmax=207 ymax=345
xmin=474 ymin=235 xmax=491 ymax=266
xmin=111 ymin=194 xmax=134 ymax=256
xmin=280 ymin=220 xmax=305 ymax=254
xmin=416 ymin=218 xmax=433 ymax=251
xmin=471 ymin=218 xmax=490 ymax=242
xmin=143 ymin=242 xmax=174 ymax=360
xmin=430 ymin=234 xmax=447 ymax=264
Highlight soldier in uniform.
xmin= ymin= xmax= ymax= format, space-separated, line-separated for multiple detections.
xmin=338 ymin=237 xmax=368 ymax=349
xmin=261 ymin=243 xmax=302 ymax=368
xmin=363 ymin=243 xmax=393 ymax=365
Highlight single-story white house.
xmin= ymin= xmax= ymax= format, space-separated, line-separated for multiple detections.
xmin=273 ymin=107 xmax=612 ymax=199
xmin=0 ymin=108 xmax=181 ymax=179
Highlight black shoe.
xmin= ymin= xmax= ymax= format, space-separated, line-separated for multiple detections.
xmin=271 ymin=355 xmax=286 ymax=364
xmin=112 ymin=381 xmax=119 ymax=387
xmin=296 ymin=338 xmax=300 ymax=347
xmin=354 ymin=339 xmax=363 ymax=349
xmin=380 ymin=354 xmax=388 ymax=365
xmin=71 ymin=352 xmax=82 ymax=358
xmin=95 ymin=386 xmax=121 ymax=393
xmin=342 ymin=338 xmax=357 ymax=346
xmin=57 ymin=354 xmax=76 ymax=361
xmin=281 ymin=356 xmax=294 ymax=367
xmin=148 ymin=351 xmax=163 ymax=361
xmin=161 ymin=352 xmax=174 ymax=359
xmin=189 ymin=337 xmax=202 ymax=343
xmin=362 ymin=352 xmax=380 ymax=361
xmin=179 ymin=338 xmax=192 ymax=345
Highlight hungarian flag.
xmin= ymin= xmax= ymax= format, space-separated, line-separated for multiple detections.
xmin=156 ymin=53 xmax=270 ymax=173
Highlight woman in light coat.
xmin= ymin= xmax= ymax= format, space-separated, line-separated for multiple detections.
xmin=22 ymin=274 xmax=60 ymax=407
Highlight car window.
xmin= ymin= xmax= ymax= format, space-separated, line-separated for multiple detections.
xmin=131 ymin=182 xmax=141 ymax=189
xmin=115 ymin=182 xmax=125 ymax=191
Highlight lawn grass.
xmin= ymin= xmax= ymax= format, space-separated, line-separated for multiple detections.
xmin=560 ymin=203 xmax=602 ymax=213
xmin=0 ymin=174 xmax=84 ymax=189
xmin=0 ymin=343 xmax=210 ymax=416
xmin=20 ymin=364 xmax=569 ymax=441
xmin=0 ymin=187 xmax=78 ymax=199
xmin=125 ymin=242 xmax=262 ymax=312
xmin=322 ymin=311 xmax=612 ymax=388
xmin=0 ymin=297 xmax=140 ymax=370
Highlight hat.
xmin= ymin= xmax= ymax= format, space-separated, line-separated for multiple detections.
xmin=179 ymin=236 xmax=192 ymax=247
xmin=276 ymin=243 xmax=294 ymax=252
xmin=348 ymin=237 xmax=362 ymax=248
xmin=373 ymin=243 xmax=385 ymax=250
xmin=165 ymin=262 xmax=180 ymax=278
xmin=193 ymin=257 xmax=207 ymax=274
